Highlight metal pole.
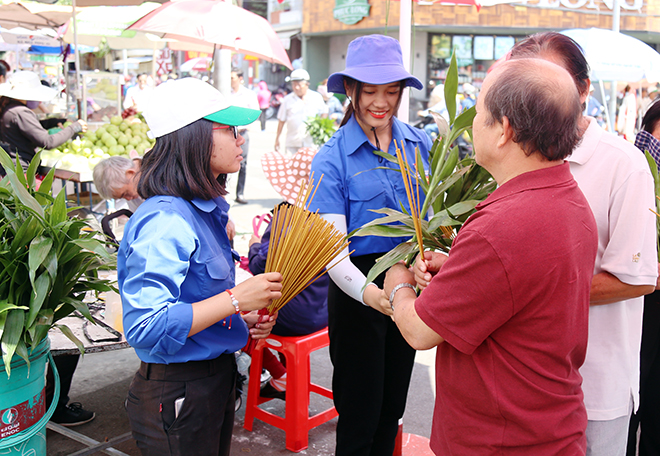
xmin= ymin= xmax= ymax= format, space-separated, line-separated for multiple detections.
xmin=72 ymin=0 xmax=82 ymax=120
xmin=399 ymin=0 xmax=411 ymax=123
xmin=609 ymin=0 xmax=620 ymax=133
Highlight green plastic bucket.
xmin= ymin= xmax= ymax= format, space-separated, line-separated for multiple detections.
xmin=0 ymin=338 xmax=59 ymax=455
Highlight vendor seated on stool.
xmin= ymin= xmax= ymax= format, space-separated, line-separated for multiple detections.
xmin=93 ymin=155 xmax=144 ymax=211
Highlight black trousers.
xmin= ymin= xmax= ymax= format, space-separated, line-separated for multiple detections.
xmin=329 ymin=253 xmax=416 ymax=456
xmin=236 ymin=131 xmax=249 ymax=198
xmin=126 ymin=354 xmax=237 ymax=456
xmin=627 ymin=290 xmax=660 ymax=456
xmin=45 ymin=353 xmax=79 ymax=411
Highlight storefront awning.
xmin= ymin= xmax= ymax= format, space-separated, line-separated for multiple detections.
xmin=277 ymin=29 xmax=300 ymax=50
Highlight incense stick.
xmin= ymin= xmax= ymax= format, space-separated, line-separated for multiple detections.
xmin=394 ymin=140 xmax=425 ymax=257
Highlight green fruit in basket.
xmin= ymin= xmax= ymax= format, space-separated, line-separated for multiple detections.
xmin=93 ymin=148 xmax=105 ymax=157
xmin=108 ymin=145 xmax=121 ymax=156
xmin=96 ymin=126 xmax=107 ymax=137
xmin=130 ymin=136 xmax=141 ymax=146
xmin=110 ymin=116 xmax=123 ymax=126
xmin=106 ymin=124 xmax=119 ymax=134
xmin=101 ymin=146 xmax=108 ymax=153
xmin=84 ymin=130 xmax=96 ymax=141
xmin=110 ymin=129 xmax=121 ymax=139
xmin=83 ymin=140 xmax=95 ymax=150
xmin=101 ymin=132 xmax=112 ymax=143
xmin=119 ymin=121 xmax=129 ymax=132
xmin=118 ymin=135 xmax=129 ymax=146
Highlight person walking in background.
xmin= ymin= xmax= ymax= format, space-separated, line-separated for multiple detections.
xmin=123 ymin=73 xmax=153 ymax=112
xmin=274 ymin=69 xmax=328 ymax=155
xmin=256 ymin=80 xmax=271 ymax=132
xmin=118 ymin=78 xmax=282 ymax=456
xmin=386 ymin=57 xmax=596 ymax=456
xmin=309 ymin=35 xmax=431 ymax=455
xmin=511 ymin=32 xmax=657 ymax=456
xmin=229 ymin=67 xmax=260 ymax=205
xmin=617 ymin=84 xmax=637 ymax=142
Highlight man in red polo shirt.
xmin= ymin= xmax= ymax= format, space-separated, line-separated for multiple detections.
xmin=383 ymin=58 xmax=598 ymax=455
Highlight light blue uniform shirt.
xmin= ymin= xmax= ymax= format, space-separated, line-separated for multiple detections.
xmin=309 ymin=115 xmax=431 ymax=256
xmin=118 ymin=195 xmax=246 ymax=364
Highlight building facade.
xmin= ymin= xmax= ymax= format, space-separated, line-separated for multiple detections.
xmin=276 ymin=0 xmax=660 ymax=105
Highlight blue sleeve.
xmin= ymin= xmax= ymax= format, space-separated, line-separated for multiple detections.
xmin=309 ymin=140 xmax=346 ymax=215
xmin=119 ymin=210 xmax=196 ymax=358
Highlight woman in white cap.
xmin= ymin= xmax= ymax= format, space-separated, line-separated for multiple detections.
xmin=309 ymin=35 xmax=432 ymax=455
xmin=117 ymin=77 xmax=282 ymax=456
xmin=0 ymin=71 xmax=86 ymax=172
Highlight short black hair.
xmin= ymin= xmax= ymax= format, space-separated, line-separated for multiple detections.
xmin=484 ymin=59 xmax=583 ymax=161
xmin=231 ymin=67 xmax=243 ymax=78
xmin=642 ymin=99 xmax=660 ymax=134
xmin=137 ymin=118 xmax=228 ymax=200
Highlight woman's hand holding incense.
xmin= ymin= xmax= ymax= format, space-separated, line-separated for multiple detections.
xmin=413 ymin=251 xmax=448 ymax=290
xmin=243 ymin=311 xmax=278 ymax=339
xmin=233 ymin=272 xmax=283 ymax=312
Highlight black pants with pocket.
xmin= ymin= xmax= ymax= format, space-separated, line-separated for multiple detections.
xmin=125 ymin=354 xmax=236 ymax=456
xmin=329 ymin=253 xmax=416 ymax=456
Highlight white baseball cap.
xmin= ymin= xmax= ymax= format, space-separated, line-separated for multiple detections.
xmin=288 ymin=69 xmax=310 ymax=81
xmin=142 ymin=77 xmax=260 ymax=138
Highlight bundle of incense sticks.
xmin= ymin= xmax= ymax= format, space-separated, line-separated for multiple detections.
xmin=394 ymin=140 xmax=425 ymax=256
xmin=244 ymin=174 xmax=352 ymax=353
xmin=264 ymin=174 xmax=351 ymax=314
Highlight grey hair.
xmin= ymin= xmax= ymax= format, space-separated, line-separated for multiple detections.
xmin=93 ymin=156 xmax=134 ymax=200
xmin=483 ymin=59 xmax=582 ymax=161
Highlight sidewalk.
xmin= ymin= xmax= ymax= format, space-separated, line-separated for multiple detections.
xmin=45 ymin=118 xmax=437 ymax=455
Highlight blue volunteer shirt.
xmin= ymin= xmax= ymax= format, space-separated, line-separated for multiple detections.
xmin=118 ymin=195 xmax=247 ymax=365
xmin=310 ymin=115 xmax=431 ymax=256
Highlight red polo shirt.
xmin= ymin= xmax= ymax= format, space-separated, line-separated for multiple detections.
xmin=416 ymin=162 xmax=597 ymax=455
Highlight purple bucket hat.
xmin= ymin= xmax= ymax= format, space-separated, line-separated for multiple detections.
xmin=327 ymin=35 xmax=423 ymax=95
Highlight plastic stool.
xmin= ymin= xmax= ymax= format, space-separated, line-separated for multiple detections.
xmin=243 ymin=327 xmax=338 ymax=452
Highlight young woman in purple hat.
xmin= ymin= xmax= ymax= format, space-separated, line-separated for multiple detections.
xmin=309 ymin=34 xmax=432 ymax=455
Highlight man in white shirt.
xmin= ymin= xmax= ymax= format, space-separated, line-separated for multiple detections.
xmin=123 ymin=73 xmax=153 ymax=112
xmin=229 ymin=67 xmax=260 ymax=204
xmin=274 ymin=69 xmax=328 ymax=155
xmin=511 ymin=32 xmax=658 ymax=456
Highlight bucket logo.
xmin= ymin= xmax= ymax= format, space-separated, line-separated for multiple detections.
xmin=2 ymin=408 xmax=18 ymax=425
xmin=334 ymin=0 xmax=371 ymax=25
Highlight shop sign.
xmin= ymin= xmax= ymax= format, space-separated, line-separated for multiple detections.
xmin=334 ymin=0 xmax=371 ymax=25
xmin=530 ymin=0 xmax=643 ymax=11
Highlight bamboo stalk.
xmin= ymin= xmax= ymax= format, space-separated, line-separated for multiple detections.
xmin=394 ymin=140 xmax=424 ymax=256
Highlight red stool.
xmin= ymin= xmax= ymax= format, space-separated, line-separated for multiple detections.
xmin=243 ymin=327 xmax=338 ymax=452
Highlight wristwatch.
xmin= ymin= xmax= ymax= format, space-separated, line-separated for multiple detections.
xmin=226 ymin=289 xmax=240 ymax=314
xmin=389 ymin=283 xmax=415 ymax=311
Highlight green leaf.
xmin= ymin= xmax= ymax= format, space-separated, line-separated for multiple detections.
xmin=1 ymin=309 xmax=25 ymax=377
xmin=28 ymin=236 xmax=52 ymax=285
xmin=0 ymin=146 xmax=16 ymax=174
xmin=50 ymin=188 xmax=67 ymax=226
xmin=7 ymin=173 xmax=44 ymax=218
xmin=25 ymin=150 xmax=42 ymax=190
xmin=54 ymin=324 xmax=85 ymax=354
xmin=372 ymin=149 xmax=397 ymax=164
xmin=352 ymin=224 xmax=415 ymax=238
xmin=27 ymin=273 xmax=50 ymax=328
xmin=364 ymin=242 xmax=416 ymax=284
xmin=36 ymin=166 xmax=56 ymax=198
xmin=444 ymin=52 xmax=458 ymax=124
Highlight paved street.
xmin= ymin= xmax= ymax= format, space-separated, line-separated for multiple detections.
xmin=46 ymin=117 xmax=436 ymax=455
